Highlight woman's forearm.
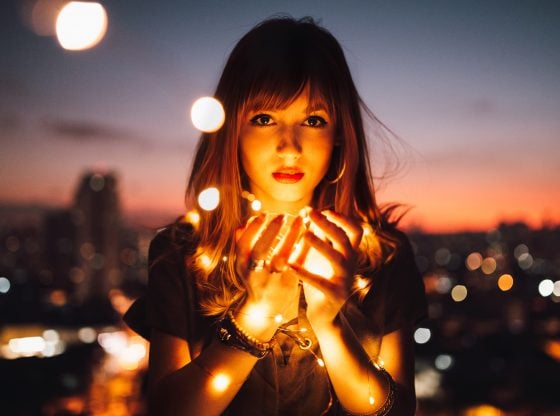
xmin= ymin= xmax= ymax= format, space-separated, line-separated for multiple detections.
xmin=314 ymin=322 xmax=396 ymax=415
xmin=149 ymin=338 xmax=259 ymax=416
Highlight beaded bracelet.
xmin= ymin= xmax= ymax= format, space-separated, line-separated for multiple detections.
xmin=216 ymin=310 xmax=275 ymax=359
xmin=340 ymin=366 xmax=396 ymax=416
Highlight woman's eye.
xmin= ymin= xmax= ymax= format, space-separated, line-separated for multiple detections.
xmin=304 ymin=116 xmax=327 ymax=128
xmin=250 ymin=114 xmax=274 ymax=126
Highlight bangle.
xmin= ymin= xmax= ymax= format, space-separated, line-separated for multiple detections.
xmin=216 ymin=310 xmax=275 ymax=359
xmin=340 ymin=366 xmax=396 ymax=416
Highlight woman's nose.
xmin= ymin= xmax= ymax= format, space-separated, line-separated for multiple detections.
xmin=276 ymin=126 xmax=302 ymax=159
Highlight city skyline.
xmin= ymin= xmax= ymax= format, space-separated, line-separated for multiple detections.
xmin=2 ymin=0 xmax=560 ymax=232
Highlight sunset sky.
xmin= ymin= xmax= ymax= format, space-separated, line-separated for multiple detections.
xmin=1 ymin=0 xmax=559 ymax=232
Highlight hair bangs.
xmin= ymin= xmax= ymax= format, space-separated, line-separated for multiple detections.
xmin=241 ymin=74 xmax=335 ymax=119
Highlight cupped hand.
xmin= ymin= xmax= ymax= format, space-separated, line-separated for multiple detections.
xmin=234 ymin=213 xmax=303 ymax=335
xmin=288 ymin=209 xmax=363 ymax=327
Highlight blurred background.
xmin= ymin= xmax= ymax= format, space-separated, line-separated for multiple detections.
xmin=1 ymin=0 xmax=559 ymax=414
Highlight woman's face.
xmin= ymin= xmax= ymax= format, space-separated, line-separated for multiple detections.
xmin=239 ymin=92 xmax=335 ymax=214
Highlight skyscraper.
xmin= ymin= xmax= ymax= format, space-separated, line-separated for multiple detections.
xmin=72 ymin=171 xmax=121 ymax=302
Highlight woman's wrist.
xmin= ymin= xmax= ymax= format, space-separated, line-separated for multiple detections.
xmin=216 ymin=310 xmax=275 ymax=359
xmin=233 ymin=301 xmax=281 ymax=341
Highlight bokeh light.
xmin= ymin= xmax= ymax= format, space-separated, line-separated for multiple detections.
xmin=497 ymin=274 xmax=514 ymax=291
xmin=480 ymin=257 xmax=497 ymax=275
xmin=56 ymin=2 xmax=108 ymax=51
xmin=465 ymin=252 xmax=483 ymax=271
xmin=0 ymin=277 xmax=10 ymax=294
xmin=414 ymin=327 xmax=431 ymax=344
xmin=538 ymin=279 xmax=554 ymax=297
xmin=435 ymin=354 xmax=454 ymax=370
xmin=190 ymin=97 xmax=225 ymax=132
xmin=451 ymin=285 xmax=468 ymax=302
xmin=198 ymin=187 xmax=220 ymax=211
xmin=517 ymin=252 xmax=534 ymax=270
xmin=251 ymin=199 xmax=262 ymax=211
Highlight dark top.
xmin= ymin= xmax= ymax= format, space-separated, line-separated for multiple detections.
xmin=124 ymin=223 xmax=427 ymax=415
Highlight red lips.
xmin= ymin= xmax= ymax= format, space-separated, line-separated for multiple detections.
xmin=272 ymin=171 xmax=304 ymax=183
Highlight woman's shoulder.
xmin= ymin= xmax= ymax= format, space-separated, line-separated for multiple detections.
xmin=148 ymin=220 xmax=199 ymax=262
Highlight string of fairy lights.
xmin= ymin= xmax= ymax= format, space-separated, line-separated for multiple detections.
xmin=186 ymin=94 xmax=386 ymax=411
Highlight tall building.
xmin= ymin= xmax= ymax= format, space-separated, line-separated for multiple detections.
xmin=72 ymin=171 xmax=121 ymax=302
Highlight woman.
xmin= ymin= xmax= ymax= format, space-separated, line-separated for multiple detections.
xmin=125 ymin=16 xmax=426 ymax=415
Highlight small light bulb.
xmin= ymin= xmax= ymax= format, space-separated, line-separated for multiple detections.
xmin=198 ymin=187 xmax=220 ymax=211
xmin=378 ymin=359 xmax=384 ymax=368
xmin=274 ymin=314 xmax=283 ymax=323
xmin=222 ymin=256 xmax=228 ymax=262
xmin=317 ymin=358 xmax=325 ymax=367
xmin=198 ymin=253 xmax=212 ymax=271
xmin=369 ymin=396 xmax=375 ymax=406
xmin=211 ymin=373 xmax=231 ymax=392
xmin=251 ymin=199 xmax=262 ymax=211
xmin=300 ymin=327 xmax=308 ymax=333
xmin=185 ymin=210 xmax=201 ymax=227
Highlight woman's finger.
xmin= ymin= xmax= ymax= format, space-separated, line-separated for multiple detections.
xmin=321 ymin=210 xmax=363 ymax=249
xmin=236 ymin=214 xmax=266 ymax=265
xmin=250 ymin=214 xmax=284 ymax=261
xmin=270 ymin=215 xmax=303 ymax=272
xmin=299 ymin=231 xmax=348 ymax=278
xmin=308 ymin=210 xmax=353 ymax=259
xmin=288 ymin=263 xmax=338 ymax=296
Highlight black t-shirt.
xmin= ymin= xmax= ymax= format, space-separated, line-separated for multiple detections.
xmin=124 ymin=223 xmax=427 ymax=415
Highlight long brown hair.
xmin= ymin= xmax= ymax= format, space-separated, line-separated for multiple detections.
xmin=184 ymin=16 xmax=401 ymax=316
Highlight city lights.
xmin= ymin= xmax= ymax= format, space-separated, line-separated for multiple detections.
xmin=414 ymin=328 xmax=431 ymax=344
xmin=0 ymin=277 xmax=10 ymax=294
xmin=497 ymin=274 xmax=514 ymax=291
xmin=434 ymin=354 xmax=454 ymax=370
xmin=190 ymin=97 xmax=225 ymax=133
xmin=480 ymin=257 xmax=497 ymax=275
xmin=56 ymin=2 xmax=108 ymax=51
xmin=538 ymin=279 xmax=554 ymax=297
xmin=465 ymin=252 xmax=483 ymax=271
xmin=451 ymin=285 xmax=468 ymax=302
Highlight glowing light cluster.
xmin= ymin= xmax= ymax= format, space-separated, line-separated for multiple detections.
xmin=3 ymin=330 xmax=66 ymax=359
xmin=97 ymin=331 xmax=147 ymax=371
xmin=190 ymin=97 xmax=225 ymax=132
xmin=56 ymin=2 xmax=108 ymax=51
